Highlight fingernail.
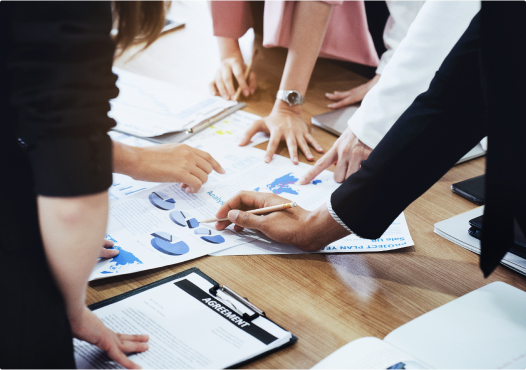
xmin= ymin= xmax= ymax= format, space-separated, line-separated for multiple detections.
xmin=325 ymin=93 xmax=330 ymax=97
xmin=219 ymin=168 xmax=226 ymax=174
xmin=298 ymin=177 xmax=305 ymax=184
xmin=293 ymin=157 xmax=298 ymax=164
xmin=328 ymin=104 xmax=334 ymax=108
xmin=243 ymin=89 xmax=250 ymax=96
xmin=229 ymin=210 xmax=239 ymax=222
xmin=264 ymin=156 xmax=270 ymax=163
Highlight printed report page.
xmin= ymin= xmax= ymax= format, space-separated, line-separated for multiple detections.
xmin=75 ymin=273 xmax=291 ymax=369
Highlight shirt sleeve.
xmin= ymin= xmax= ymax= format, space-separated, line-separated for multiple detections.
xmin=375 ymin=1 xmax=424 ymax=75
xmin=348 ymin=1 xmax=480 ymax=150
xmin=210 ymin=1 xmax=254 ymax=39
xmin=7 ymin=2 xmax=118 ymax=197
xmin=332 ymin=13 xmax=486 ymax=239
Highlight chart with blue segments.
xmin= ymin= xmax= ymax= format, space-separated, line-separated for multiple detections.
xmin=149 ymin=191 xmax=176 ymax=210
xmin=194 ymin=227 xmax=225 ymax=244
xmin=150 ymin=231 xmax=189 ymax=256
xmin=169 ymin=210 xmax=187 ymax=226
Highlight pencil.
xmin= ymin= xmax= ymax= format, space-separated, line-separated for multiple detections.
xmin=198 ymin=201 xmax=297 ymax=223
xmin=233 ymin=48 xmax=258 ymax=102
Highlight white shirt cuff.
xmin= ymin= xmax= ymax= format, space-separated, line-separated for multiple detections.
xmin=326 ymin=199 xmax=356 ymax=235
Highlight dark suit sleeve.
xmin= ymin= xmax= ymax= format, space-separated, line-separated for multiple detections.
xmin=331 ymin=13 xmax=487 ymax=239
xmin=7 ymin=2 xmax=118 ymax=196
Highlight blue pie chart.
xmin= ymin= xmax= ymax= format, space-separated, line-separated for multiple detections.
xmin=151 ymin=237 xmax=189 ymax=255
xmin=187 ymin=218 xmax=199 ymax=228
xmin=194 ymin=228 xmax=212 ymax=235
xmin=201 ymin=235 xmax=225 ymax=244
xmin=149 ymin=192 xmax=175 ymax=210
xmin=169 ymin=210 xmax=187 ymax=227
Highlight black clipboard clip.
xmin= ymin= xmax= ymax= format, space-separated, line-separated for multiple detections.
xmin=209 ymin=284 xmax=265 ymax=322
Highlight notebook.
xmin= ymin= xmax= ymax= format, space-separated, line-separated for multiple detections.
xmin=312 ymin=282 xmax=526 ymax=369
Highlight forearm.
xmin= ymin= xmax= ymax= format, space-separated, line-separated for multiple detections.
xmin=38 ymin=192 xmax=109 ymax=320
xmin=279 ymin=1 xmax=332 ymax=95
xmin=112 ymin=140 xmax=140 ymax=178
xmin=217 ymin=37 xmax=243 ymax=61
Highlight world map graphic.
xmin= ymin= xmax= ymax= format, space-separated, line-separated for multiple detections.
xmin=101 ymin=239 xmax=143 ymax=274
xmin=253 ymin=173 xmax=323 ymax=195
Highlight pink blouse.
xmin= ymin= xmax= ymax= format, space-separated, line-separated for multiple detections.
xmin=210 ymin=1 xmax=379 ymax=67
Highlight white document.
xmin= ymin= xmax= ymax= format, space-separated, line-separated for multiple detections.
xmin=212 ymin=213 xmax=413 ymax=256
xmin=184 ymin=110 xmax=269 ymax=149
xmin=75 ymin=272 xmax=292 ymax=369
xmin=434 ymin=207 xmax=526 ymax=276
xmin=107 ymin=110 xmax=268 ymax=201
xmin=109 ymin=68 xmax=236 ymax=137
xmin=313 ymin=282 xmax=526 ymax=369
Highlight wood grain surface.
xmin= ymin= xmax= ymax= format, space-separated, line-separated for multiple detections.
xmin=97 ymin=3 xmax=526 ymax=368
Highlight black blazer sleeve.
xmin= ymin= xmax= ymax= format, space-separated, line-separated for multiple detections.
xmin=331 ymin=13 xmax=487 ymax=239
xmin=6 ymin=2 xmax=118 ymax=196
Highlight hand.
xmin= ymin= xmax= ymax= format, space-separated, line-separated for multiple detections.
xmin=325 ymin=74 xmax=380 ymax=109
xmin=214 ymin=191 xmax=349 ymax=251
xmin=99 ymin=239 xmax=118 ymax=259
xmin=239 ymin=101 xmax=323 ymax=164
xmin=210 ymin=56 xmax=257 ymax=100
xmin=298 ymin=127 xmax=372 ymax=184
xmin=128 ymin=144 xmax=225 ymax=193
xmin=71 ymin=307 xmax=149 ymax=369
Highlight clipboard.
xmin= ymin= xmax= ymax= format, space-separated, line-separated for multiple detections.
xmin=115 ymin=102 xmax=247 ymax=145
xmin=88 ymin=267 xmax=298 ymax=368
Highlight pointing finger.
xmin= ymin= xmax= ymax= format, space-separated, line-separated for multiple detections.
xmin=298 ymin=148 xmax=337 ymax=185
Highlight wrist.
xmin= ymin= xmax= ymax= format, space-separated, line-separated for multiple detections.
xmin=272 ymin=99 xmax=302 ymax=115
xmin=304 ymin=204 xmax=350 ymax=249
xmin=113 ymin=141 xmax=142 ymax=179
xmin=217 ymin=37 xmax=242 ymax=61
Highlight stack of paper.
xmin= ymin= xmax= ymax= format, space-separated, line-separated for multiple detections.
xmin=94 ymin=142 xmax=415 ymax=281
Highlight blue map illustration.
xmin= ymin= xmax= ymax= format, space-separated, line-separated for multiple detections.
xmin=101 ymin=241 xmax=143 ymax=275
xmin=312 ymin=180 xmax=322 ymax=185
xmin=267 ymin=173 xmax=299 ymax=195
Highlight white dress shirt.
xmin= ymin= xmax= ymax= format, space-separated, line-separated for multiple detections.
xmin=376 ymin=1 xmax=425 ymax=75
xmin=349 ymin=1 xmax=481 ymax=149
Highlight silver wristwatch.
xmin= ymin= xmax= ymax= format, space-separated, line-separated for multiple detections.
xmin=276 ymin=90 xmax=305 ymax=106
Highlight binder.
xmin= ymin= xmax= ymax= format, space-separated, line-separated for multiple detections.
xmin=85 ymin=267 xmax=297 ymax=369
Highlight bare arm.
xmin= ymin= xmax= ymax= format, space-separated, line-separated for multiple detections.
xmin=240 ymin=1 xmax=332 ymax=163
xmin=38 ymin=193 xmax=148 ymax=369
xmin=112 ymin=140 xmax=225 ymax=193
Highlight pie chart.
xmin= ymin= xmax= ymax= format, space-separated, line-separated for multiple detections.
xmin=187 ymin=218 xmax=199 ymax=228
xmin=150 ymin=232 xmax=189 ymax=255
xmin=194 ymin=228 xmax=212 ymax=235
xmin=149 ymin=192 xmax=175 ymax=210
xmin=201 ymin=235 xmax=225 ymax=244
xmin=169 ymin=210 xmax=187 ymax=227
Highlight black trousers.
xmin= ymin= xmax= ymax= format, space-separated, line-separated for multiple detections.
xmin=331 ymin=3 xmax=526 ymax=276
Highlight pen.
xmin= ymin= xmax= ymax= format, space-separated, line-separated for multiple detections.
xmin=198 ymin=201 xmax=297 ymax=223
xmin=233 ymin=48 xmax=258 ymax=102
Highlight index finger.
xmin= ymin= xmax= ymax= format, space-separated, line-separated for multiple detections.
xmin=298 ymin=148 xmax=338 ymax=185
xmin=193 ymin=148 xmax=225 ymax=174
xmin=215 ymin=191 xmax=274 ymax=230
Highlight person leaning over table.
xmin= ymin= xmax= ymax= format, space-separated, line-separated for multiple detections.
xmin=209 ymin=1 xmax=423 ymax=165
xmin=300 ymin=0 xmax=481 ymax=184
xmin=0 ymin=2 xmax=191 ymax=368
xmin=214 ymin=2 xmax=526 ymax=278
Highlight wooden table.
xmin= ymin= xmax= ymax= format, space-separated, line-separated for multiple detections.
xmin=98 ymin=3 xmax=526 ymax=368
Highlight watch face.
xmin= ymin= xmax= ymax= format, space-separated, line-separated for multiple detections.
xmin=287 ymin=91 xmax=300 ymax=104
